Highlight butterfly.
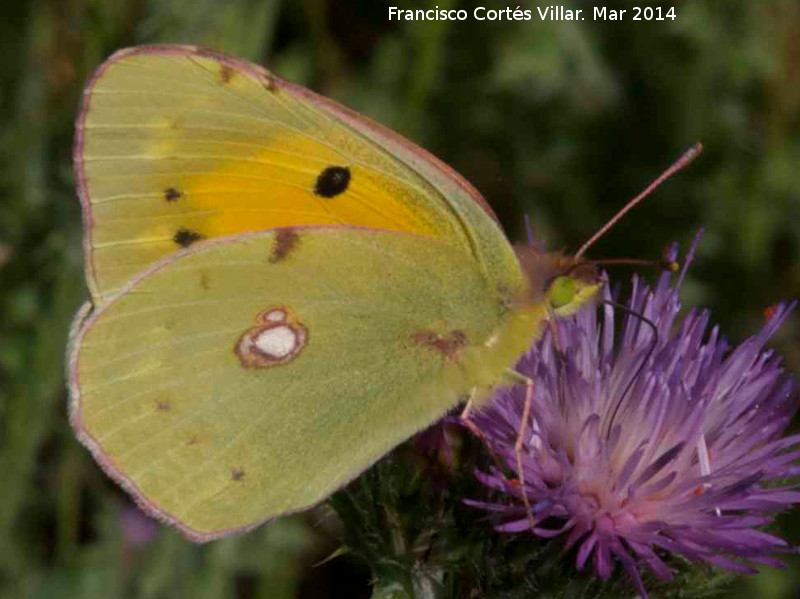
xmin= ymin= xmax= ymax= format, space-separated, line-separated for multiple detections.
xmin=67 ymin=44 xmax=667 ymax=542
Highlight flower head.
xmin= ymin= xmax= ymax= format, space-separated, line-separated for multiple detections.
xmin=467 ymin=236 xmax=800 ymax=596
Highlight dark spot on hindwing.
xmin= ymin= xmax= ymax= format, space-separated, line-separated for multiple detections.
xmin=412 ymin=330 xmax=468 ymax=360
xmin=269 ymin=229 xmax=300 ymax=263
xmin=163 ymin=187 xmax=183 ymax=202
xmin=231 ymin=468 xmax=245 ymax=482
xmin=314 ymin=166 xmax=351 ymax=198
xmin=262 ymin=73 xmax=278 ymax=92
xmin=219 ymin=65 xmax=235 ymax=84
xmin=173 ymin=228 xmax=205 ymax=248
xmin=155 ymin=399 xmax=171 ymax=412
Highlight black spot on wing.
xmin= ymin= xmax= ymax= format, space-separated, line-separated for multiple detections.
xmin=231 ymin=468 xmax=245 ymax=482
xmin=173 ymin=228 xmax=205 ymax=247
xmin=163 ymin=187 xmax=182 ymax=202
xmin=314 ymin=166 xmax=350 ymax=198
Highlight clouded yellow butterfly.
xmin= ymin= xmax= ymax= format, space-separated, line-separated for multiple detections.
xmin=68 ymin=45 xmax=602 ymax=542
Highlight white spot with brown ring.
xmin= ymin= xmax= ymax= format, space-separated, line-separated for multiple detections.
xmin=235 ymin=306 xmax=307 ymax=369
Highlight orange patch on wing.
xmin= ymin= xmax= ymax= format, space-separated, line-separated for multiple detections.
xmin=169 ymin=133 xmax=441 ymax=243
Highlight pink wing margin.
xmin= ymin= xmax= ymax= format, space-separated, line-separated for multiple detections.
xmin=73 ymin=44 xmax=499 ymax=300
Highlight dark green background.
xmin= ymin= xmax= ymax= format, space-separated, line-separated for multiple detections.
xmin=1 ymin=0 xmax=798 ymax=597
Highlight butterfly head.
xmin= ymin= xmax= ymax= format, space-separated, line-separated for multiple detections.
xmin=511 ymin=143 xmax=703 ymax=318
xmin=514 ymin=245 xmax=603 ymax=317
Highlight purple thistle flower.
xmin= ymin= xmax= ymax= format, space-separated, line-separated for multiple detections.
xmin=467 ymin=236 xmax=800 ymax=596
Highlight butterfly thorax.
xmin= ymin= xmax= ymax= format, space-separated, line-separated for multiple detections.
xmin=453 ymin=248 xmax=601 ymax=406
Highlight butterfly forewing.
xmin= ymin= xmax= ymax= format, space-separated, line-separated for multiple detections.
xmin=76 ymin=45 xmax=523 ymax=304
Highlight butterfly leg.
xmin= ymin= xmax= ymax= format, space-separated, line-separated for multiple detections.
xmin=460 ymin=377 xmax=538 ymax=529
xmin=514 ymin=374 xmax=537 ymax=530
xmin=460 ymin=390 xmax=477 ymax=421
xmin=459 ymin=391 xmax=486 ymax=443
xmin=460 ymin=390 xmax=508 ymax=473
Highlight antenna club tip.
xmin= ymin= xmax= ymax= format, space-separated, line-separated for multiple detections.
xmin=574 ymin=142 xmax=704 ymax=259
xmin=682 ymin=142 xmax=704 ymax=163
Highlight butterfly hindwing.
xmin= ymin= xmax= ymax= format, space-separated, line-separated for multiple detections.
xmin=68 ymin=227 xmax=538 ymax=541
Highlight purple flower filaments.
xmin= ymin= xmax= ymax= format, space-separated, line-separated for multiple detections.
xmin=467 ymin=237 xmax=800 ymax=596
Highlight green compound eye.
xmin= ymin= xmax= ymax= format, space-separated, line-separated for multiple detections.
xmin=547 ymin=275 xmax=577 ymax=309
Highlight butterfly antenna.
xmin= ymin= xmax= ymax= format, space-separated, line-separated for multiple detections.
xmin=601 ymin=300 xmax=660 ymax=436
xmin=575 ymin=142 xmax=703 ymax=260
xmin=561 ymin=256 xmax=679 ymax=282
xmin=590 ymin=257 xmax=680 ymax=271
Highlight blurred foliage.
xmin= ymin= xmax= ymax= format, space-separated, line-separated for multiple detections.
xmin=0 ymin=0 xmax=799 ymax=597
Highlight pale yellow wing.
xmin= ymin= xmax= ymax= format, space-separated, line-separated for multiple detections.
xmin=69 ymin=227 xmax=542 ymax=541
